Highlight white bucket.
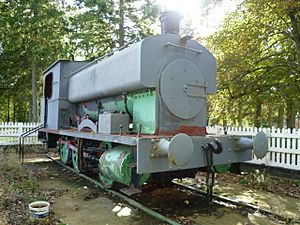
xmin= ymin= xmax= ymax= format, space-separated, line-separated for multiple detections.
xmin=28 ymin=201 xmax=50 ymax=219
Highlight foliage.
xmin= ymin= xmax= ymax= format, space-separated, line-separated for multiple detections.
xmin=207 ymin=0 xmax=300 ymax=128
xmin=70 ymin=0 xmax=160 ymax=59
xmin=0 ymin=0 xmax=160 ymax=122
xmin=2 ymin=0 xmax=298 ymax=127
xmin=0 ymin=0 xmax=68 ymax=122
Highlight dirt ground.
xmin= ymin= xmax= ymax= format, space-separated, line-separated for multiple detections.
xmin=182 ymin=169 xmax=300 ymax=223
xmin=0 ymin=151 xmax=162 ymax=225
xmin=0 ymin=149 xmax=299 ymax=225
xmin=215 ymin=169 xmax=300 ymax=222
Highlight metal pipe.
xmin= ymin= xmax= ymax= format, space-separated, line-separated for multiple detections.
xmin=165 ymin=42 xmax=202 ymax=54
xmin=159 ymin=11 xmax=183 ymax=34
xmin=238 ymin=137 xmax=254 ymax=151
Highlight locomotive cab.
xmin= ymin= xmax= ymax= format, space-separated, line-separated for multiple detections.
xmin=41 ymin=60 xmax=90 ymax=130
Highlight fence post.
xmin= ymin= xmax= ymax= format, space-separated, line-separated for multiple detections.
xmin=18 ymin=122 xmax=23 ymax=145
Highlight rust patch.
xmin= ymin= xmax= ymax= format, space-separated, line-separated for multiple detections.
xmin=168 ymin=152 xmax=177 ymax=165
xmin=155 ymin=126 xmax=207 ymax=136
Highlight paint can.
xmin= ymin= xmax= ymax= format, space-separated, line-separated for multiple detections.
xmin=28 ymin=201 xmax=50 ymax=219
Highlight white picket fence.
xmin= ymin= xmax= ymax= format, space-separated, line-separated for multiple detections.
xmin=0 ymin=123 xmax=299 ymax=171
xmin=0 ymin=122 xmax=41 ymax=146
xmin=207 ymin=126 xmax=300 ymax=171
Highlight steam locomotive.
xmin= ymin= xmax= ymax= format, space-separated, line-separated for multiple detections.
xmin=38 ymin=11 xmax=267 ymax=191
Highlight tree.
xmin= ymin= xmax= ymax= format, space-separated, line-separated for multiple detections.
xmin=0 ymin=0 xmax=160 ymax=122
xmin=207 ymin=0 xmax=300 ymax=128
xmin=0 ymin=0 xmax=68 ymax=122
xmin=71 ymin=0 xmax=160 ymax=59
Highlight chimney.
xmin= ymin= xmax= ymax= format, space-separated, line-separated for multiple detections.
xmin=159 ymin=11 xmax=183 ymax=34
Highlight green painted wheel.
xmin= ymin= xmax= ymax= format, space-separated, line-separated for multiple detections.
xmin=72 ymin=150 xmax=80 ymax=173
xmin=60 ymin=144 xmax=69 ymax=165
xmin=99 ymin=173 xmax=114 ymax=188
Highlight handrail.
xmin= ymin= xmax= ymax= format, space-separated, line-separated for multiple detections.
xmin=18 ymin=124 xmax=44 ymax=163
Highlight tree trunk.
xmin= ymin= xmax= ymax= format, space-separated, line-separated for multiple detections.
xmin=13 ymin=95 xmax=16 ymax=122
xmin=6 ymin=96 xmax=10 ymax=122
xmin=286 ymin=99 xmax=296 ymax=128
xmin=222 ymin=108 xmax=227 ymax=131
xmin=32 ymin=59 xmax=38 ymax=122
xmin=119 ymin=0 xmax=125 ymax=47
xmin=254 ymin=96 xmax=261 ymax=128
xmin=238 ymin=101 xmax=243 ymax=126
xmin=28 ymin=98 xmax=32 ymax=122
xmin=268 ymin=102 xmax=272 ymax=127
xmin=288 ymin=10 xmax=300 ymax=73
xmin=277 ymin=106 xmax=283 ymax=128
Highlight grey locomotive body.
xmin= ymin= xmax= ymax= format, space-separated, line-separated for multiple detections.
xmin=39 ymin=11 xmax=267 ymax=189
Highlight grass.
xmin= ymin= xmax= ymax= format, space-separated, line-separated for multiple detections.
xmin=237 ymin=169 xmax=270 ymax=190
xmin=0 ymin=152 xmax=61 ymax=225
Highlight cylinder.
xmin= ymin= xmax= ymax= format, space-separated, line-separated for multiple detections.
xmin=159 ymin=11 xmax=183 ymax=34
xmin=98 ymin=145 xmax=149 ymax=186
xmin=237 ymin=131 xmax=268 ymax=159
xmin=100 ymin=95 xmax=133 ymax=115
xmin=238 ymin=137 xmax=254 ymax=151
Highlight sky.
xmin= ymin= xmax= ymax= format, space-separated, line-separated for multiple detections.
xmin=64 ymin=0 xmax=238 ymax=37
xmin=156 ymin=0 xmax=238 ymax=36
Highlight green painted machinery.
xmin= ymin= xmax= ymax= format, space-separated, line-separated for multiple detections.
xmin=98 ymin=145 xmax=150 ymax=187
xmin=214 ymin=164 xmax=231 ymax=173
xmin=59 ymin=139 xmax=80 ymax=172
xmin=100 ymin=90 xmax=156 ymax=134
xmin=60 ymin=143 xmax=69 ymax=165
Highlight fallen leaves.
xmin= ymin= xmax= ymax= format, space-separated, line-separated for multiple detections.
xmin=0 ymin=153 xmax=61 ymax=225
xmin=84 ymin=192 xmax=99 ymax=201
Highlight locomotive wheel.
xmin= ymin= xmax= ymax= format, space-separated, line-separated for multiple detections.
xmin=60 ymin=143 xmax=69 ymax=165
xmin=72 ymin=150 xmax=80 ymax=173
